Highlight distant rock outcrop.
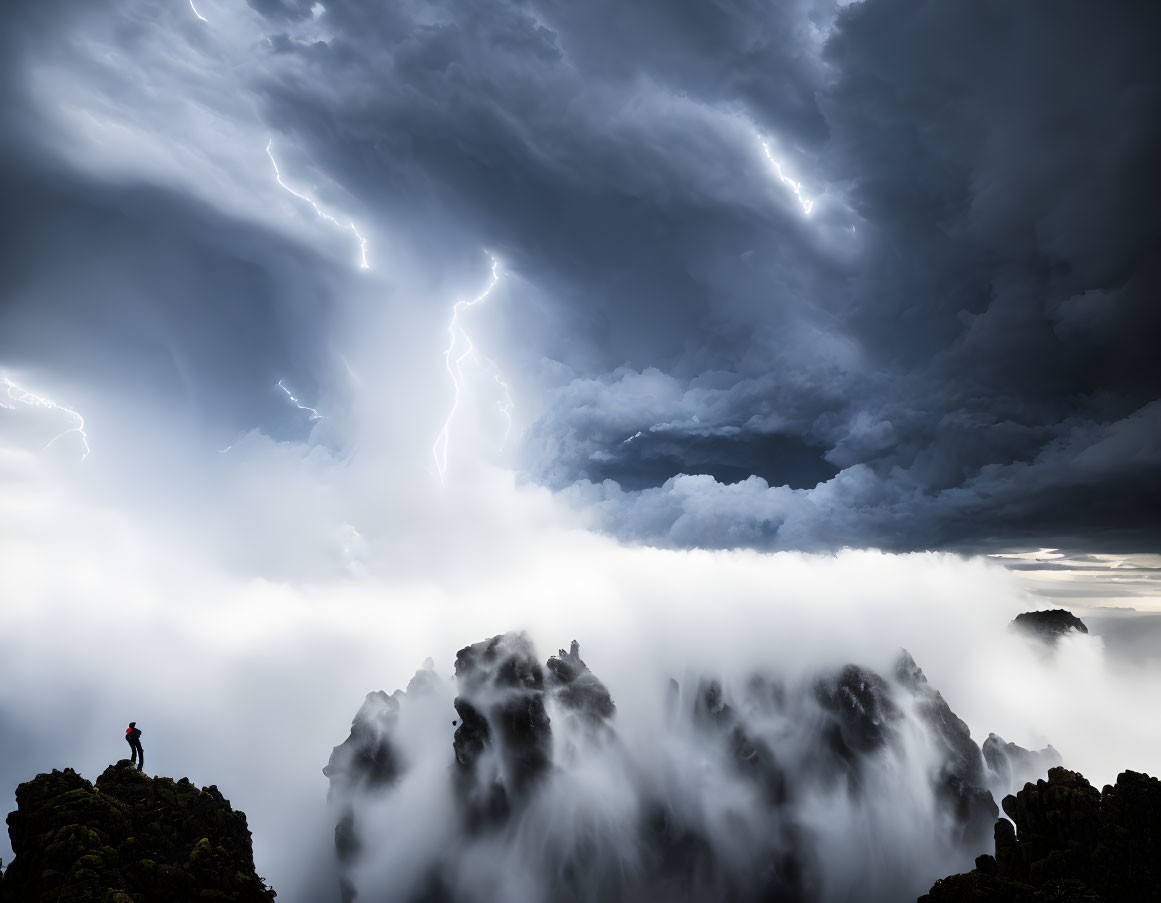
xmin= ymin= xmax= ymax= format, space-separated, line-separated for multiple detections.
xmin=0 ymin=761 xmax=275 ymax=902
xmin=982 ymin=733 xmax=1062 ymax=792
xmin=919 ymin=767 xmax=1161 ymax=902
xmin=1011 ymin=609 xmax=1089 ymax=643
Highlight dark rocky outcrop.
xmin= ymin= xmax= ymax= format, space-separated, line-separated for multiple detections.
xmin=324 ymin=634 xmax=623 ymax=900
xmin=896 ymin=651 xmax=999 ymax=848
xmin=325 ymin=635 xmax=1062 ymax=903
xmin=1012 ymin=610 xmax=1089 ymax=644
xmin=324 ymin=690 xmax=403 ymax=798
xmin=323 ymin=657 xmax=447 ymax=809
xmin=546 ymin=640 xmax=616 ymax=724
xmin=0 ymin=761 xmax=275 ymax=902
xmin=452 ymin=632 xmax=553 ymax=828
xmin=323 ymin=663 xmax=437 ymax=901
xmin=919 ymin=767 xmax=1161 ymax=902
xmin=322 ymin=690 xmax=400 ymax=900
xmin=816 ymin=664 xmax=902 ymax=757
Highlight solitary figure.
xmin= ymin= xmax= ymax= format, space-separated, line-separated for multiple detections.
xmin=125 ymin=722 xmax=144 ymax=771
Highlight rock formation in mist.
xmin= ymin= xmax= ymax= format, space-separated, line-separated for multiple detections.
xmin=920 ymin=767 xmax=1161 ymax=902
xmin=324 ymin=633 xmax=1060 ymax=903
xmin=981 ymin=734 xmax=1062 ymax=794
xmin=0 ymin=761 xmax=276 ymax=902
xmin=1011 ymin=609 xmax=1089 ymax=644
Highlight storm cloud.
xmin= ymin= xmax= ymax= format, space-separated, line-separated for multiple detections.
xmin=3 ymin=0 xmax=1158 ymax=556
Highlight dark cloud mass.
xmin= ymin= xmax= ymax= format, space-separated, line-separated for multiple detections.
xmin=1 ymin=0 xmax=1158 ymax=556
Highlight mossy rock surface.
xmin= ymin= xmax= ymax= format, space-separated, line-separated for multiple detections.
xmin=0 ymin=761 xmax=275 ymax=902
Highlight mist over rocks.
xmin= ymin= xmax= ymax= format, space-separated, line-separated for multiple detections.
xmin=451 ymin=633 xmax=556 ymax=825
xmin=323 ymin=633 xmax=1060 ymax=903
xmin=895 ymin=651 xmax=999 ymax=847
xmin=981 ymin=735 xmax=1063 ymax=796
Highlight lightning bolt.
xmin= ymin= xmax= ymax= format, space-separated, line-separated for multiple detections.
xmin=1 ymin=376 xmax=91 ymax=460
xmin=493 ymin=372 xmax=514 ymax=443
xmin=265 ymin=139 xmax=369 ymax=270
xmin=758 ymin=138 xmax=814 ymax=215
xmin=188 ymin=0 xmax=208 ymax=22
xmin=277 ymin=380 xmax=323 ymax=421
xmin=432 ymin=257 xmax=511 ymax=485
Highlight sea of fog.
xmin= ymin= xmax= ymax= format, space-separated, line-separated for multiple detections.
xmin=2 ymin=454 xmax=1159 ymax=900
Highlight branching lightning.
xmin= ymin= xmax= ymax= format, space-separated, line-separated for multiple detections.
xmin=277 ymin=380 xmax=323 ymax=421
xmin=758 ymin=139 xmax=814 ymax=215
xmin=493 ymin=372 xmax=514 ymax=441
xmin=1 ymin=376 xmax=91 ymax=460
xmin=432 ymin=257 xmax=511 ymax=485
xmin=189 ymin=0 xmax=208 ymax=22
xmin=265 ymin=139 xmax=369 ymax=270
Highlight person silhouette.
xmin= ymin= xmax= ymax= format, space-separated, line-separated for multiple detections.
xmin=125 ymin=722 xmax=144 ymax=771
